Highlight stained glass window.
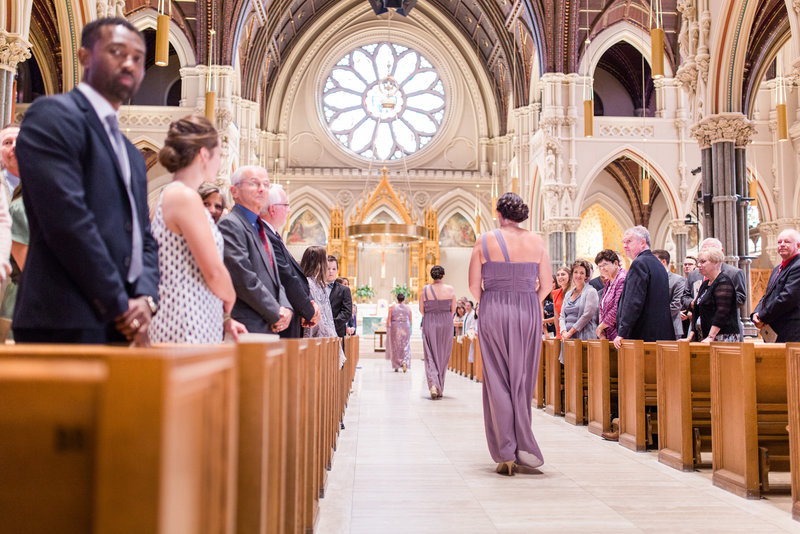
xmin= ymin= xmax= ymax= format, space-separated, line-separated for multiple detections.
xmin=322 ymin=43 xmax=446 ymax=160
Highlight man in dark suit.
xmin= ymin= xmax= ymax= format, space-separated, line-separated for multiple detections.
xmin=218 ymin=166 xmax=292 ymax=334
xmin=653 ymin=249 xmax=686 ymax=340
xmin=261 ymin=183 xmax=319 ymax=338
xmin=752 ymin=229 xmax=800 ymax=342
xmin=613 ymin=226 xmax=674 ymax=348
xmin=14 ymin=18 xmax=159 ymax=343
xmin=326 ymin=255 xmax=352 ymax=338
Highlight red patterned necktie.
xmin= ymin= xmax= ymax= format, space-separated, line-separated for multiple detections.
xmin=257 ymin=222 xmax=274 ymax=268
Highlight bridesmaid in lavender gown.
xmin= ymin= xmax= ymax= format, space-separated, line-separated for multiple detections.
xmin=468 ymin=193 xmax=553 ymax=476
xmin=386 ymin=292 xmax=412 ymax=372
xmin=421 ymin=265 xmax=456 ymax=399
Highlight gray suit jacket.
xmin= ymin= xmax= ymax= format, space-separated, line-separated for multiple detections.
xmin=667 ymin=271 xmax=686 ymax=339
xmin=218 ymin=207 xmax=289 ymax=333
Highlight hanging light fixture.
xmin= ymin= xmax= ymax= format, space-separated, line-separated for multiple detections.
xmin=650 ymin=0 xmax=664 ymax=79
xmin=155 ymin=0 xmax=171 ymax=66
xmin=205 ymin=29 xmax=216 ymax=121
xmin=474 ymin=184 xmax=481 ymax=233
xmin=583 ymin=0 xmax=594 ymax=137
xmin=642 ymin=163 xmax=651 ymax=206
xmin=776 ymin=57 xmax=789 ymax=142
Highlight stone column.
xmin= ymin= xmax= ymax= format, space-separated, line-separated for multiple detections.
xmin=564 ymin=218 xmax=581 ymax=266
xmin=544 ymin=220 xmax=564 ymax=274
xmin=690 ymin=113 xmax=757 ymax=334
xmin=669 ymin=219 xmax=689 ymax=269
xmin=0 ymin=31 xmax=32 ymax=125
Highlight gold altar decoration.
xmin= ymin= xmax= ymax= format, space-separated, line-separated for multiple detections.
xmin=329 ymin=167 xmax=438 ymax=300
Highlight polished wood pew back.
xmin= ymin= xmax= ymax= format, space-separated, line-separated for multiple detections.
xmin=656 ymin=341 xmax=711 ymax=471
xmin=563 ymin=340 xmax=588 ymax=425
xmin=618 ymin=340 xmax=659 ymax=452
xmin=0 ymin=344 xmax=237 ymax=534
xmin=710 ymin=342 xmax=789 ymax=498
xmin=586 ymin=340 xmax=618 ymax=436
xmin=544 ymin=339 xmax=562 ymax=416
xmin=787 ymin=343 xmax=800 ymax=520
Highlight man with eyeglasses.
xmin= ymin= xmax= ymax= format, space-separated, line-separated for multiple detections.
xmin=261 ymin=182 xmax=320 ymax=338
xmin=218 ymin=166 xmax=293 ymax=334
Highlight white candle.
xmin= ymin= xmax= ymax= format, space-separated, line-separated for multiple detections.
xmin=393 ymin=276 xmax=396 ymax=287
xmin=369 ymin=276 xmax=373 ymax=287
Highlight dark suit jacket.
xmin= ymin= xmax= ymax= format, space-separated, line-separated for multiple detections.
xmin=681 ymin=269 xmax=704 ymax=308
xmin=266 ymin=228 xmax=316 ymax=338
xmin=615 ymin=249 xmax=674 ymax=341
xmin=14 ymin=89 xmax=158 ymax=336
xmin=753 ymin=255 xmax=800 ymax=342
xmin=682 ymin=264 xmax=745 ymax=308
xmin=218 ymin=207 xmax=288 ymax=333
xmin=329 ymin=282 xmax=353 ymax=337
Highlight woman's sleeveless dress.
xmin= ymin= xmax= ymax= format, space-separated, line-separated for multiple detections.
xmin=149 ymin=182 xmax=224 ymax=343
xmin=478 ymin=229 xmax=544 ymax=468
xmin=386 ymin=303 xmax=412 ymax=370
xmin=421 ymin=285 xmax=454 ymax=394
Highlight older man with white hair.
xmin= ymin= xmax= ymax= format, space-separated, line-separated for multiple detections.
xmin=613 ymin=226 xmax=674 ymax=349
xmin=752 ymin=229 xmax=800 ymax=342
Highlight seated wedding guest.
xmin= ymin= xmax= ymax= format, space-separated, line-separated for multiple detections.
xmin=552 ymin=266 xmax=572 ymax=337
xmin=559 ymin=259 xmax=598 ymax=359
xmin=337 ymin=276 xmax=357 ymax=335
xmin=542 ymin=279 xmax=557 ymax=337
xmin=653 ymin=249 xmax=685 ymax=340
xmin=594 ymin=249 xmax=626 ymax=340
xmin=454 ymin=303 xmax=466 ymax=335
xmin=198 ymin=182 xmax=226 ymax=223
xmin=752 ymin=229 xmax=800 ymax=342
xmin=0 ymin=124 xmax=25 ymax=320
xmin=613 ymin=226 xmax=673 ymax=348
xmin=219 ymin=166 xmax=292 ymax=334
xmin=149 ymin=115 xmax=246 ymax=343
xmin=327 ymin=255 xmax=352 ymax=338
xmin=690 ymin=248 xmax=740 ymax=342
xmin=386 ymin=292 xmax=412 ymax=372
xmin=301 ymin=245 xmax=345 ymax=367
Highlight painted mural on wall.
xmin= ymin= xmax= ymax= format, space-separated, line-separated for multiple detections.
xmin=440 ymin=213 xmax=476 ymax=247
xmin=286 ymin=210 xmax=327 ymax=246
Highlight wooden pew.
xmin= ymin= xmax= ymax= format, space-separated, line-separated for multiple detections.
xmin=0 ymin=344 xmax=237 ymax=534
xmin=711 ymin=342 xmax=789 ymax=499
xmin=656 ymin=341 xmax=711 ymax=471
xmin=532 ymin=338 xmax=546 ymax=409
xmin=472 ymin=337 xmax=483 ymax=383
xmin=544 ymin=339 xmax=562 ymax=416
xmin=787 ymin=343 xmax=800 ymax=520
xmin=618 ymin=340 xmax=658 ymax=452
xmin=563 ymin=339 xmax=588 ymax=425
xmin=586 ymin=340 xmax=619 ymax=436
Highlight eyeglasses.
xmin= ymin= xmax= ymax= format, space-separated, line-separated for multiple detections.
xmin=272 ymin=203 xmax=289 ymax=207
xmin=240 ymin=179 xmax=270 ymax=189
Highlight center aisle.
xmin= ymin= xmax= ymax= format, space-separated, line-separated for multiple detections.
xmin=317 ymin=357 xmax=795 ymax=533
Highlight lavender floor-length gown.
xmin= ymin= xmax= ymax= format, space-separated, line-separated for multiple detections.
xmin=478 ymin=229 xmax=544 ymax=468
xmin=421 ymin=285 xmax=453 ymax=394
xmin=386 ymin=303 xmax=412 ymax=370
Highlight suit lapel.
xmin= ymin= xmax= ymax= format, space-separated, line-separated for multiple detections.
xmin=233 ymin=209 xmax=279 ymax=288
xmin=73 ymin=90 xmax=125 ymax=184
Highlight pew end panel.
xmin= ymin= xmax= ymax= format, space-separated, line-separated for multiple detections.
xmin=587 ymin=340 xmax=618 ymax=436
xmin=787 ymin=343 xmax=800 ymax=521
xmin=544 ymin=339 xmax=562 ymax=416
xmin=0 ymin=344 xmax=238 ymax=534
xmin=564 ymin=340 xmax=588 ymax=425
xmin=618 ymin=341 xmax=658 ymax=452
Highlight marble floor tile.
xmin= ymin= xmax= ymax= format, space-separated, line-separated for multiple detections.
xmin=316 ymin=357 xmax=797 ymax=533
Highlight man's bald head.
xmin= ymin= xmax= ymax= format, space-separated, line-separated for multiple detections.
xmin=0 ymin=125 xmax=20 ymax=177
xmin=777 ymin=229 xmax=800 ymax=261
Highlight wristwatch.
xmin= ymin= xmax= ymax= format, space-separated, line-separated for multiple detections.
xmin=144 ymin=295 xmax=159 ymax=315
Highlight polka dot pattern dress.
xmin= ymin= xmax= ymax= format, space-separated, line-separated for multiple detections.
xmin=149 ymin=182 xmax=224 ymax=344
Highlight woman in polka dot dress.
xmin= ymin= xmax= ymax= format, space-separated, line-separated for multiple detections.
xmin=149 ymin=116 xmax=246 ymax=343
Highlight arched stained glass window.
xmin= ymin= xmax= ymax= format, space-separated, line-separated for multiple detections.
xmin=322 ymin=43 xmax=446 ymax=160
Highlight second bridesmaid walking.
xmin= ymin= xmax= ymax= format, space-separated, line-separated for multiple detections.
xmin=421 ymin=265 xmax=456 ymax=399
xmin=386 ymin=292 xmax=412 ymax=372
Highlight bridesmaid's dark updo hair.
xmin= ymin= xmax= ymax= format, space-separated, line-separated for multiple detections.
xmin=159 ymin=115 xmax=219 ymax=173
xmin=496 ymin=192 xmax=529 ymax=222
xmin=396 ymin=293 xmax=405 ymax=303
xmin=430 ymin=265 xmax=445 ymax=280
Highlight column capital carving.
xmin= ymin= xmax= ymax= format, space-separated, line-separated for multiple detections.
xmin=689 ymin=112 xmax=756 ymax=149
xmin=0 ymin=30 xmax=31 ymax=71
xmin=668 ymin=219 xmax=690 ymax=235
xmin=541 ymin=217 xmax=582 ymax=234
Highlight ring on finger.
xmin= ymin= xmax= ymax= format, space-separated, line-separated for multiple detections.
xmin=131 ymin=318 xmax=141 ymax=330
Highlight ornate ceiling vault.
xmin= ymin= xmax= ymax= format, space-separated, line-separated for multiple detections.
xmin=606 ymin=157 xmax=660 ymax=227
